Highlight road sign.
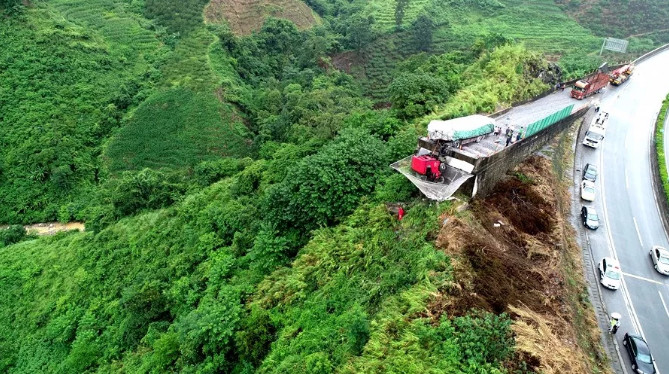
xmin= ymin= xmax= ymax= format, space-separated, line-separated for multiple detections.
xmin=600 ymin=37 xmax=629 ymax=55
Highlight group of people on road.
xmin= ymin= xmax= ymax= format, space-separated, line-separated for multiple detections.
xmin=494 ymin=125 xmax=525 ymax=147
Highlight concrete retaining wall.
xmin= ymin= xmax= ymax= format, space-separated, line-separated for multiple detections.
xmin=460 ymin=107 xmax=589 ymax=197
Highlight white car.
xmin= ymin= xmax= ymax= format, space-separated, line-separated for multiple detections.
xmin=650 ymin=246 xmax=669 ymax=275
xmin=598 ymin=257 xmax=622 ymax=290
xmin=581 ymin=180 xmax=595 ymax=201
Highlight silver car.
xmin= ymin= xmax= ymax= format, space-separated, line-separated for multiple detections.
xmin=581 ymin=180 xmax=595 ymax=201
xmin=650 ymin=246 xmax=669 ymax=275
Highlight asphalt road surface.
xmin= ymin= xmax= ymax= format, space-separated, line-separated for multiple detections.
xmin=578 ymin=50 xmax=669 ymax=374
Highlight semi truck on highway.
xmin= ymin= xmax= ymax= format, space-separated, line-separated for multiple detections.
xmin=571 ymin=72 xmax=609 ymax=100
xmin=609 ymin=64 xmax=634 ymax=86
xmin=411 ymin=115 xmax=495 ymax=182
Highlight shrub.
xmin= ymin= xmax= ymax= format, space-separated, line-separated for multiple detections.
xmin=265 ymin=128 xmax=388 ymax=234
xmin=389 ymin=73 xmax=450 ymax=119
xmin=0 ymin=225 xmax=26 ymax=247
xmin=110 ymin=169 xmax=185 ymax=217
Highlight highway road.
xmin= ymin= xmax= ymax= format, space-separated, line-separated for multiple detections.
xmin=578 ymin=50 xmax=669 ymax=374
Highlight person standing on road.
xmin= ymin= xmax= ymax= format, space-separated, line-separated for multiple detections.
xmin=609 ymin=312 xmax=621 ymax=334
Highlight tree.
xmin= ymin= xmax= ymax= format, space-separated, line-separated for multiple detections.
xmin=345 ymin=14 xmax=375 ymax=53
xmin=0 ymin=225 xmax=26 ymax=247
xmin=394 ymin=0 xmax=409 ymax=29
xmin=265 ymin=128 xmax=388 ymax=234
xmin=0 ymin=0 xmax=21 ymax=14
xmin=388 ymin=73 xmax=450 ymax=119
xmin=411 ymin=13 xmax=436 ymax=52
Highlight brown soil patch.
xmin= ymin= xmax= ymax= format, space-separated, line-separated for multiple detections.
xmin=331 ymin=50 xmax=365 ymax=75
xmin=430 ymin=155 xmax=601 ymax=373
xmin=204 ymin=0 xmax=318 ymax=35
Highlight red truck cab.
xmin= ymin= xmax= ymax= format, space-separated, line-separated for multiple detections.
xmin=571 ymin=72 xmax=609 ymax=100
xmin=411 ymin=155 xmax=442 ymax=181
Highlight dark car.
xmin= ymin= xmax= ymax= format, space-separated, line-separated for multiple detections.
xmin=623 ymin=333 xmax=655 ymax=374
xmin=583 ymin=163 xmax=598 ymax=182
xmin=581 ymin=206 xmax=599 ymax=229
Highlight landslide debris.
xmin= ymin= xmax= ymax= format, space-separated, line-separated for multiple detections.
xmin=433 ymin=155 xmax=609 ymax=373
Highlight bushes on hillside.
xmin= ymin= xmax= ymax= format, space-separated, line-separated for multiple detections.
xmin=265 ymin=128 xmax=388 ymax=234
xmin=389 ymin=73 xmax=451 ymax=119
xmin=0 ymin=225 xmax=26 ymax=247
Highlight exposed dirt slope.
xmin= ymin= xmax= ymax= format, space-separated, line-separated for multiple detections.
xmin=433 ymin=156 xmax=610 ymax=373
xmin=204 ymin=0 xmax=317 ymax=35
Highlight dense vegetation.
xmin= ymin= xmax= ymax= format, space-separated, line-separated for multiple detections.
xmin=655 ymin=94 xmax=669 ymax=207
xmin=0 ymin=0 xmax=661 ymax=372
xmin=557 ymin=0 xmax=669 ymax=43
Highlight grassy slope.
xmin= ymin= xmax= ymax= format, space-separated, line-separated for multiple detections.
xmin=103 ymin=88 xmax=251 ymax=172
xmin=102 ymin=2 xmax=253 ymax=174
xmin=0 ymin=0 xmax=253 ymax=223
xmin=0 ymin=2 xmax=163 ymax=223
xmin=0 ymin=155 xmax=609 ymax=373
xmin=103 ymin=27 xmax=252 ymax=173
xmin=357 ymin=0 xmax=651 ymax=99
xmin=558 ymin=0 xmax=669 ymax=41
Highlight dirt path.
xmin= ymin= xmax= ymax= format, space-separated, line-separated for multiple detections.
xmin=24 ymin=222 xmax=85 ymax=236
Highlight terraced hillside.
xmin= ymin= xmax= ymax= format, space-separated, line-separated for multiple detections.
xmin=349 ymin=0 xmax=619 ymax=100
xmin=204 ymin=0 xmax=318 ymax=35
xmin=557 ymin=0 xmax=669 ymax=43
xmin=364 ymin=0 xmax=432 ymax=32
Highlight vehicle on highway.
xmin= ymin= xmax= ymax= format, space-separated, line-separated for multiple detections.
xmin=649 ymin=245 xmax=669 ymax=275
xmin=571 ymin=71 xmax=609 ymax=100
xmin=598 ymin=257 xmax=622 ymax=290
xmin=581 ymin=180 xmax=595 ymax=201
xmin=583 ymin=124 xmax=606 ymax=148
xmin=583 ymin=163 xmax=598 ymax=182
xmin=581 ymin=206 xmax=599 ymax=229
xmin=622 ymin=333 xmax=656 ymax=374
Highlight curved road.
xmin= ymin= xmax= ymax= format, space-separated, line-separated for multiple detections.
xmin=579 ymin=50 xmax=669 ymax=373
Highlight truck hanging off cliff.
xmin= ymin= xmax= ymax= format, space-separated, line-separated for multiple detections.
xmin=571 ymin=71 xmax=610 ymax=100
xmin=609 ymin=64 xmax=634 ymax=86
xmin=411 ymin=115 xmax=495 ymax=182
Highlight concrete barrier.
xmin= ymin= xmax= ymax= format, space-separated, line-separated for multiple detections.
xmin=634 ymin=43 xmax=669 ymax=64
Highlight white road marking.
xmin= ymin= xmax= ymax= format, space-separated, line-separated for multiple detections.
xmin=622 ymin=272 xmax=663 ymax=285
xmin=625 ymin=171 xmax=629 ymax=190
xmin=633 ymin=217 xmax=644 ymax=247
xmin=659 ymin=291 xmax=669 ymax=319
xmin=599 ymin=136 xmax=644 ymax=336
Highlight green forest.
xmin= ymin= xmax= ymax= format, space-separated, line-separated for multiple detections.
xmin=1 ymin=0 xmax=668 ymax=372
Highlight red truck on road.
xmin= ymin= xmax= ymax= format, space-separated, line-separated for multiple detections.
xmin=571 ymin=72 xmax=609 ymax=100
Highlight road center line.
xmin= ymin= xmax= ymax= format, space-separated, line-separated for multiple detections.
xmin=599 ymin=127 xmax=644 ymax=335
xmin=659 ymin=291 xmax=669 ymax=319
xmin=622 ymin=272 xmax=663 ymax=285
xmin=633 ymin=217 xmax=644 ymax=247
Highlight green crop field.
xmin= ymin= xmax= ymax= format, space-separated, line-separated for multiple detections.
xmin=103 ymin=87 xmax=251 ymax=172
xmin=365 ymin=0 xmax=432 ymax=32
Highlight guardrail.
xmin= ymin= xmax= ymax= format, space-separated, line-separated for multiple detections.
xmin=634 ymin=43 xmax=669 ymax=64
